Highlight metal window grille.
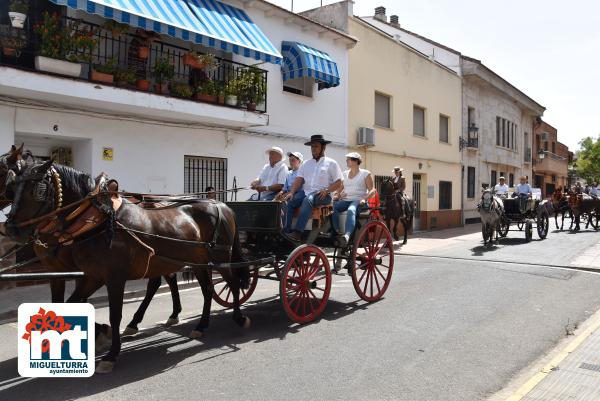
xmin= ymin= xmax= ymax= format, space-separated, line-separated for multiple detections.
xmin=184 ymin=156 xmax=227 ymax=201
xmin=467 ymin=167 xmax=475 ymax=198
xmin=439 ymin=181 xmax=452 ymax=210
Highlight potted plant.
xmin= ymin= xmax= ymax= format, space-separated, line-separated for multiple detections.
xmin=91 ymin=57 xmax=117 ymax=84
xmin=8 ymin=0 xmax=28 ymax=29
xmin=102 ymin=20 xmax=129 ymax=39
xmin=114 ymin=67 xmax=137 ymax=88
xmin=198 ymin=53 xmax=219 ymax=73
xmin=224 ymin=78 xmax=238 ymax=106
xmin=136 ymin=30 xmax=159 ymax=60
xmin=152 ymin=56 xmax=174 ymax=94
xmin=216 ymin=81 xmax=225 ymax=104
xmin=33 ymin=13 xmax=97 ymax=77
xmin=170 ymin=82 xmax=193 ymax=98
xmin=239 ymin=66 xmax=265 ymax=112
xmin=183 ymin=51 xmax=204 ymax=70
xmin=136 ymin=76 xmax=151 ymax=91
xmin=194 ymin=80 xmax=217 ymax=102
xmin=0 ymin=34 xmax=26 ymax=57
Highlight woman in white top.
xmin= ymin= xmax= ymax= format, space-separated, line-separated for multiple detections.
xmin=333 ymin=152 xmax=376 ymax=245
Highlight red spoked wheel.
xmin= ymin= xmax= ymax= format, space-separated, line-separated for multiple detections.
xmin=280 ymin=244 xmax=332 ymax=323
xmin=211 ymin=268 xmax=259 ymax=308
xmin=352 ymin=220 xmax=394 ymax=302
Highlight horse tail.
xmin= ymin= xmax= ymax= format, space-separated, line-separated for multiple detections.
xmin=231 ymin=225 xmax=250 ymax=290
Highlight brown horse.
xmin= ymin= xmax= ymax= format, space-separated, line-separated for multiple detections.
xmin=568 ymin=192 xmax=600 ymax=231
xmin=380 ymin=178 xmax=414 ymax=244
xmin=6 ymin=160 xmax=249 ymax=373
xmin=551 ymin=188 xmax=571 ymax=230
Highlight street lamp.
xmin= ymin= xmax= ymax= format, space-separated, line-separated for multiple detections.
xmin=538 ymin=149 xmax=546 ymax=160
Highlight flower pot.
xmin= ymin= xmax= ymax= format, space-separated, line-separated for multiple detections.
xmin=91 ymin=69 xmax=114 ymax=84
xmin=136 ymin=79 xmax=151 ymax=91
xmin=2 ymin=47 xmax=17 ymax=57
xmin=138 ymin=46 xmax=149 ymax=60
xmin=9 ymin=12 xmax=27 ymax=29
xmin=225 ymin=95 xmax=238 ymax=106
xmin=35 ymin=56 xmax=82 ymax=77
xmin=183 ymin=53 xmax=205 ymax=70
xmin=217 ymin=96 xmax=225 ymax=104
xmin=155 ymin=83 xmax=169 ymax=94
xmin=195 ymin=93 xmax=217 ymax=103
xmin=246 ymin=102 xmax=257 ymax=112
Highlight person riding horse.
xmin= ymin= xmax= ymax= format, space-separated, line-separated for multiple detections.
xmin=392 ymin=166 xmax=407 ymax=218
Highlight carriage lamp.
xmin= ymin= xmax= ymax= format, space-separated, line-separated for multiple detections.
xmin=538 ymin=149 xmax=546 ymax=160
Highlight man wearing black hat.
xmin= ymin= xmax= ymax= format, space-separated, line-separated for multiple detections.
xmin=284 ymin=135 xmax=343 ymax=241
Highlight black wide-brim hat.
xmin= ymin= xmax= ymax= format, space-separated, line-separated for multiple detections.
xmin=304 ymin=134 xmax=332 ymax=146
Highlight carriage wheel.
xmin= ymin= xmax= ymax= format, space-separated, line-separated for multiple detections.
xmin=498 ymin=218 xmax=509 ymax=238
xmin=352 ymin=221 xmax=394 ymax=302
xmin=211 ymin=268 xmax=259 ymax=308
xmin=537 ymin=214 xmax=549 ymax=239
xmin=280 ymin=245 xmax=331 ymax=323
xmin=525 ymin=220 xmax=533 ymax=242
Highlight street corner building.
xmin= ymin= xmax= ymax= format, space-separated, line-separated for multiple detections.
xmin=303 ymin=2 xmax=463 ymax=232
xmin=0 ymin=0 xmax=356 ymax=202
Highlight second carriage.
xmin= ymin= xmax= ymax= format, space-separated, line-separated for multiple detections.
xmin=497 ymin=195 xmax=550 ymax=242
xmin=210 ymin=201 xmax=395 ymax=323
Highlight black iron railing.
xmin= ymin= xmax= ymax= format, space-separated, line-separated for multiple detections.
xmin=0 ymin=13 xmax=268 ymax=112
xmin=467 ymin=137 xmax=478 ymax=148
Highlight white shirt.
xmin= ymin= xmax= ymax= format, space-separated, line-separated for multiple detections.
xmin=342 ymin=169 xmax=371 ymax=201
xmin=516 ymin=183 xmax=532 ymax=195
xmin=591 ymin=186 xmax=598 ymax=196
xmin=256 ymin=160 xmax=288 ymax=200
xmin=297 ymin=156 xmax=343 ymax=195
xmin=494 ymin=183 xmax=509 ymax=195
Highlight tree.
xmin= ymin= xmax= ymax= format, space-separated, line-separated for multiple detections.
xmin=576 ymin=136 xmax=600 ymax=183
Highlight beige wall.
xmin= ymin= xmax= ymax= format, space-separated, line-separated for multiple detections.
xmin=347 ymin=17 xmax=462 ymax=214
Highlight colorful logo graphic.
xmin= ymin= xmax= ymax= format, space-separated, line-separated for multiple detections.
xmin=18 ymin=303 xmax=95 ymax=377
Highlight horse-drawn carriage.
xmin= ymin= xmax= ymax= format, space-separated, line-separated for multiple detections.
xmin=497 ymin=195 xmax=550 ymax=242
xmin=212 ymin=201 xmax=395 ymax=323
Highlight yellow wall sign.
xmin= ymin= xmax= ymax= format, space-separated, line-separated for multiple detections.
xmin=102 ymin=147 xmax=113 ymax=161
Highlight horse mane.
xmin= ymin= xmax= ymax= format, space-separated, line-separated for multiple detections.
xmin=53 ymin=164 xmax=95 ymax=197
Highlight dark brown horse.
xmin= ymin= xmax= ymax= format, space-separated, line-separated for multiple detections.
xmin=551 ymin=188 xmax=571 ymax=230
xmin=380 ymin=178 xmax=414 ymax=244
xmin=568 ymin=192 xmax=600 ymax=231
xmin=6 ymin=160 xmax=249 ymax=373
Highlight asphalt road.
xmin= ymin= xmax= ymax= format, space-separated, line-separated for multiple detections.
xmin=0 ymin=223 xmax=599 ymax=401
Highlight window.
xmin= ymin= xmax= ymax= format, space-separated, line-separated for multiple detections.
xmin=509 ymin=173 xmax=514 ymax=187
xmin=500 ymin=172 xmax=505 ymax=181
xmin=439 ymin=115 xmax=449 ymax=143
xmin=551 ymin=174 xmax=556 ymax=183
xmin=496 ymin=117 xmax=516 ymax=150
xmin=544 ymin=141 xmax=548 ymax=151
xmin=467 ymin=167 xmax=475 ymax=198
xmin=439 ymin=181 xmax=452 ymax=210
xmin=375 ymin=92 xmax=391 ymax=128
xmin=552 ymin=142 xmax=556 ymax=154
xmin=496 ymin=117 xmax=501 ymax=145
xmin=283 ymin=77 xmax=314 ymax=98
xmin=468 ymin=107 xmax=475 ymax=129
xmin=491 ymin=170 xmax=497 ymax=186
xmin=413 ymin=105 xmax=425 ymax=137
xmin=184 ymin=156 xmax=228 ymax=201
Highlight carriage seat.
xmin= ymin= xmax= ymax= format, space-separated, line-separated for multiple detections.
xmin=291 ymin=205 xmax=333 ymax=230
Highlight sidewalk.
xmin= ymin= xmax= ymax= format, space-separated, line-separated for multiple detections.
xmin=494 ymin=309 xmax=600 ymax=401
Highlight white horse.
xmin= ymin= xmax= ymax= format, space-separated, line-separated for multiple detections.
xmin=478 ymin=188 xmax=504 ymax=247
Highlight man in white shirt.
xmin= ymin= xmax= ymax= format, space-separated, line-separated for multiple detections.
xmin=515 ymin=176 xmax=532 ymax=197
xmin=284 ymin=135 xmax=343 ymax=241
xmin=249 ymin=146 xmax=288 ymax=201
xmin=494 ymin=176 xmax=509 ymax=196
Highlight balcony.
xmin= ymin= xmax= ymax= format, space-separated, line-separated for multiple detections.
xmin=467 ymin=137 xmax=478 ymax=149
xmin=535 ymin=151 xmax=568 ymax=175
xmin=524 ymin=148 xmax=532 ymax=163
xmin=0 ymin=13 xmax=268 ymax=117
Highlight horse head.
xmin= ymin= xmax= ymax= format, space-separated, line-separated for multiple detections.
xmin=480 ymin=188 xmax=495 ymax=212
xmin=380 ymin=178 xmax=395 ymax=197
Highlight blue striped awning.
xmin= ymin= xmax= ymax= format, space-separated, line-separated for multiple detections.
xmin=47 ymin=0 xmax=282 ymax=64
xmin=281 ymin=41 xmax=340 ymax=88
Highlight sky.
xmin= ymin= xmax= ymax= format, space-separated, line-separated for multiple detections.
xmin=265 ymin=0 xmax=600 ymax=151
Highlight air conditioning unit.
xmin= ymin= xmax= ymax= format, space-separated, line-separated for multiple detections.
xmin=541 ymin=132 xmax=549 ymax=141
xmin=357 ymin=127 xmax=375 ymax=146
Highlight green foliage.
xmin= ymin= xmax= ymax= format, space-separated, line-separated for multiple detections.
xmin=114 ymin=68 xmax=136 ymax=85
xmin=102 ymin=19 xmax=129 ymax=36
xmin=170 ymin=82 xmax=193 ymax=98
xmin=0 ymin=33 xmax=26 ymax=51
xmin=94 ymin=57 xmax=117 ymax=75
xmin=224 ymin=79 xmax=238 ymax=97
xmin=575 ymin=136 xmax=600 ymax=183
xmin=34 ymin=12 xmax=97 ymax=63
xmin=196 ymin=79 xmax=217 ymax=96
xmin=152 ymin=56 xmax=174 ymax=84
xmin=237 ymin=65 xmax=265 ymax=104
xmin=9 ymin=0 xmax=28 ymax=14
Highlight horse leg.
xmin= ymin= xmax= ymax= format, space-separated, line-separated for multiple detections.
xmin=96 ymin=278 xmax=126 ymax=374
xmin=402 ymin=219 xmax=408 ymax=245
xmin=230 ymin=280 xmax=250 ymax=329
xmin=122 ymin=276 xmax=162 ymax=336
xmin=50 ymin=279 xmax=65 ymax=303
xmin=165 ymin=273 xmax=182 ymax=326
xmin=554 ymin=212 xmax=559 ymax=230
xmin=190 ymin=269 xmax=212 ymax=339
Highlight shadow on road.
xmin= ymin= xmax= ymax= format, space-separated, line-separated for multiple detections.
xmin=0 ymin=296 xmax=373 ymax=399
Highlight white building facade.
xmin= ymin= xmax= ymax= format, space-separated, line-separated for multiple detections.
xmin=0 ymin=0 xmax=355 ymax=200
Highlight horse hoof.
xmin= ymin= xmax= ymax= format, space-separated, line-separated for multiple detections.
xmin=96 ymin=360 xmax=115 ymax=374
xmin=402 ymin=240 xmax=407 ymax=245
xmin=243 ymin=317 xmax=251 ymax=329
xmin=165 ymin=317 xmax=179 ymax=327
xmin=121 ymin=326 xmax=138 ymax=337
xmin=189 ymin=330 xmax=203 ymax=339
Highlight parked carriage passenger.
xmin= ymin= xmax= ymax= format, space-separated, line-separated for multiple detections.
xmin=283 ymin=135 xmax=343 ymax=241
xmin=275 ymin=151 xmax=305 ymax=232
xmin=249 ymin=146 xmax=288 ymax=201
xmin=332 ymin=152 xmax=376 ymax=246
xmin=515 ymin=176 xmax=532 ymax=197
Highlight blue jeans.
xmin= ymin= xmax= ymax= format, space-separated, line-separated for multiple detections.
xmin=248 ymin=191 xmax=276 ymax=201
xmin=293 ymin=192 xmax=332 ymax=233
xmin=333 ymin=200 xmax=363 ymax=237
xmin=283 ymin=190 xmax=305 ymax=232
